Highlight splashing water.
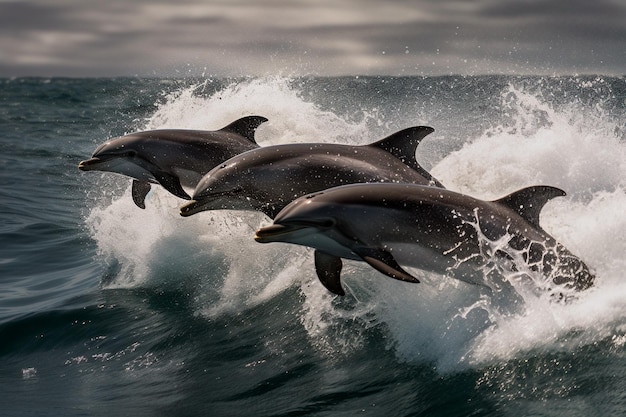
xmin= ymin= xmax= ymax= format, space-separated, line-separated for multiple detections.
xmin=86 ymin=76 xmax=626 ymax=374
xmin=144 ymin=77 xmax=373 ymax=145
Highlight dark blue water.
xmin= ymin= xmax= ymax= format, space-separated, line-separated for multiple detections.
xmin=1 ymin=75 xmax=625 ymax=416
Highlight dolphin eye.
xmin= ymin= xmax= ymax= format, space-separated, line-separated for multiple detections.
xmin=126 ymin=150 xmax=137 ymax=157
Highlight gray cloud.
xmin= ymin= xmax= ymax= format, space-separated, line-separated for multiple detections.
xmin=0 ymin=0 xmax=624 ymax=77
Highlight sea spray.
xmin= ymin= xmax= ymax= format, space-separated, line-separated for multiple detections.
xmin=144 ymin=77 xmax=373 ymax=145
xmin=85 ymin=76 xmax=626 ymax=375
xmin=86 ymin=186 xmax=216 ymax=289
xmin=434 ymin=82 xmax=626 ymax=198
xmin=294 ymin=78 xmax=626 ymax=371
xmin=389 ymin=80 xmax=626 ymax=369
xmin=5 ymin=75 xmax=626 ymax=416
xmin=86 ymin=77 xmax=375 ymax=317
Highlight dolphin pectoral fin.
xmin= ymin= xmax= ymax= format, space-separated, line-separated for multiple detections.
xmin=355 ymin=248 xmax=420 ymax=284
xmin=153 ymin=171 xmax=191 ymax=200
xmin=314 ymin=250 xmax=346 ymax=296
xmin=131 ymin=180 xmax=152 ymax=209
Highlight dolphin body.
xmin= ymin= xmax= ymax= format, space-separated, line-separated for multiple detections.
xmin=254 ymin=183 xmax=595 ymax=296
xmin=78 ymin=115 xmax=268 ymax=208
xmin=180 ymin=126 xmax=442 ymax=218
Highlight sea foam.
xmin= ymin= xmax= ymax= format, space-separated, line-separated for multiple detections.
xmin=86 ymin=76 xmax=626 ymax=373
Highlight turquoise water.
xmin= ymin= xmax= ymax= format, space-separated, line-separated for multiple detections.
xmin=1 ymin=75 xmax=625 ymax=416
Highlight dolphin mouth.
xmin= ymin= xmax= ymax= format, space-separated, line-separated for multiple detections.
xmin=254 ymin=224 xmax=306 ymax=243
xmin=179 ymin=200 xmax=205 ymax=217
xmin=255 ymin=217 xmax=337 ymax=243
xmin=77 ymin=157 xmax=101 ymax=171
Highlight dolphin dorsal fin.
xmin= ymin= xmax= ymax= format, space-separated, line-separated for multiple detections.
xmin=368 ymin=126 xmax=440 ymax=184
xmin=314 ymin=250 xmax=346 ymax=296
xmin=494 ymin=186 xmax=567 ymax=228
xmin=219 ymin=115 xmax=268 ymax=144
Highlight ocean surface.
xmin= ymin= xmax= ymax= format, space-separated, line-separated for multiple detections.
xmin=1 ymin=75 xmax=625 ymax=416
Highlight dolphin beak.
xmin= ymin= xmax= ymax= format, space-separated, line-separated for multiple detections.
xmin=179 ymin=200 xmax=204 ymax=217
xmin=78 ymin=157 xmax=100 ymax=171
xmin=254 ymin=224 xmax=302 ymax=243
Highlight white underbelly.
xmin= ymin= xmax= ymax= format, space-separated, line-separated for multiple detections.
xmin=103 ymin=159 xmax=156 ymax=182
xmin=290 ymin=231 xmax=360 ymax=261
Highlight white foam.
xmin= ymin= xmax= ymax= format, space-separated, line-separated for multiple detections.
xmin=87 ymin=187 xmax=216 ymax=289
xmin=385 ymin=82 xmax=626 ymax=370
xmin=86 ymin=77 xmax=369 ymax=316
xmin=294 ymin=80 xmax=626 ymax=371
xmin=144 ymin=77 xmax=372 ymax=145
xmin=86 ymin=77 xmax=626 ymax=372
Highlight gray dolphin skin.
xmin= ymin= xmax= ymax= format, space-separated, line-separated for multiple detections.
xmin=254 ymin=183 xmax=595 ymax=296
xmin=78 ymin=115 xmax=268 ymax=208
xmin=180 ymin=126 xmax=442 ymax=218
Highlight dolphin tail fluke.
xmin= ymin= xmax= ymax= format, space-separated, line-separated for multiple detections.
xmin=355 ymin=248 xmax=421 ymax=284
xmin=369 ymin=126 xmax=444 ymax=187
xmin=131 ymin=180 xmax=152 ymax=209
xmin=314 ymin=250 xmax=346 ymax=296
xmin=219 ymin=115 xmax=269 ymax=143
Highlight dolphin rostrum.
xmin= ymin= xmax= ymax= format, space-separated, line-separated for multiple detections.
xmin=254 ymin=183 xmax=595 ymax=296
xmin=180 ymin=126 xmax=442 ymax=218
xmin=78 ymin=115 xmax=268 ymax=208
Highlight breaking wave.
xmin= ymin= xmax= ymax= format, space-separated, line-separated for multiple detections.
xmin=86 ymin=75 xmax=626 ymax=373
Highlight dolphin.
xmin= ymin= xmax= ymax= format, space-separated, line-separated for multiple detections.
xmin=180 ymin=126 xmax=442 ymax=218
xmin=78 ymin=115 xmax=268 ymax=208
xmin=254 ymin=183 xmax=595 ymax=296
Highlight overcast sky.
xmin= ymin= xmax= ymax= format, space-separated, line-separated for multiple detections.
xmin=1 ymin=0 xmax=624 ymax=77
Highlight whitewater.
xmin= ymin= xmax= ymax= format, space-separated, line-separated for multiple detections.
xmin=1 ymin=75 xmax=624 ymax=416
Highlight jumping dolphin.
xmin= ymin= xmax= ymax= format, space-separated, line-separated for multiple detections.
xmin=78 ymin=115 xmax=268 ymax=208
xmin=180 ymin=126 xmax=442 ymax=218
xmin=254 ymin=183 xmax=595 ymax=296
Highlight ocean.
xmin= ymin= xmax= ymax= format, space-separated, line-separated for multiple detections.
xmin=0 ymin=75 xmax=625 ymax=416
